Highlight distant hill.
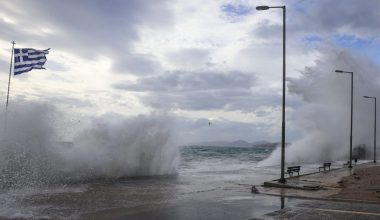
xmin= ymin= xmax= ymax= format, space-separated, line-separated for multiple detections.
xmin=187 ymin=140 xmax=277 ymax=148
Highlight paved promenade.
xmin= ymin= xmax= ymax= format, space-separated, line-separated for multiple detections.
xmin=254 ymin=162 xmax=380 ymax=219
xmin=258 ymin=164 xmax=352 ymax=200
xmin=82 ymin=163 xmax=380 ymax=220
xmin=258 ymin=162 xmax=380 ymax=203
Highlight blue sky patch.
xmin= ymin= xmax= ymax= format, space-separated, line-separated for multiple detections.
xmin=221 ymin=4 xmax=252 ymax=17
xmin=302 ymin=35 xmax=323 ymax=48
xmin=292 ymin=0 xmax=311 ymax=13
xmin=332 ymin=35 xmax=380 ymax=64
xmin=333 ymin=35 xmax=373 ymax=49
xmin=303 ymin=35 xmax=323 ymax=43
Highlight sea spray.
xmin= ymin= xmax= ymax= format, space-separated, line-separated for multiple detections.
xmin=0 ymin=102 xmax=59 ymax=188
xmin=0 ymin=102 xmax=178 ymax=188
xmin=66 ymin=113 xmax=178 ymax=178
xmin=260 ymin=49 xmax=379 ymax=165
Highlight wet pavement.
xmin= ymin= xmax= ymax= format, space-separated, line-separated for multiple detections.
xmin=260 ymin=197 xmax=380 ymax=220
xmin=263 ymin=164 xmax=354 ymax=189
xmin=244 ymin=162 xmax=380 ymax=219
xmin=2 ymin=162 xmax=378 ymax=219
xmin=82 ymin=193 xmax=380 ymax=220
xmin=259 ymin=162 xmax=374 ymax=201
xmin=80 ymin=162 xmax=380 ymax=219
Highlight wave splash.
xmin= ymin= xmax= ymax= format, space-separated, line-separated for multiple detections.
xmin=260 ymin=49 xmax=379 ymax=166
xmin=0 ymin=102 xmax=178 ymax=188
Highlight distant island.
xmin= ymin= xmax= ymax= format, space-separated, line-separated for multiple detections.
xmin=185 ymin=140 xmax=278 ymax=148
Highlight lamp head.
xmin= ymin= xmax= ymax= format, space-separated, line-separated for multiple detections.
xmin=364 ymin=96 xmax=370 ymax=98
xmin=335 ymin=70 xmax=344 ymax=73
xmin=256 ymin=6 xmax=270 ymax=10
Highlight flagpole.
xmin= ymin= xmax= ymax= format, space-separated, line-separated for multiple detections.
xmin=6 ymin=41 xmax=15 ymax=108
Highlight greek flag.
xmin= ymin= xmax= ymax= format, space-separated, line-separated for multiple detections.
xmin=14 ymin=48 xmax=50 ymax=75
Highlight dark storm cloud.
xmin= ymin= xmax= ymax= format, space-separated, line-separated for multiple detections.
xmin=114 ymin=70 xmax=283 ymax=111
xmin=0 ymin=0 xmax=173 ymax=75
xmin=116 ymin=71 xmax=254 ymax=92
xmin=253 ymin=0 xmax=380 ymax=41
xmin=297 ymin=0 xmax=380 ymax=34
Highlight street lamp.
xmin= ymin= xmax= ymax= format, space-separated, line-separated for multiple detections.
xmin=257 ymin=5 xmax=286 ymax=183
xmin=335 ymin=70 xmax=353 ymax=168
xmin=363 ymin=95 xmax=377 ymax=163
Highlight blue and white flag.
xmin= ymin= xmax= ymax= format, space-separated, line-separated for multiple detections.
xmin=14 ymin=48 xmax=50 ymax=75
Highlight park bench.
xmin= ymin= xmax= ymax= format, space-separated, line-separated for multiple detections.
xmin=318 ymin=162 xmax=331 ymax=172
xmin=286 ymin=166 xmax=301 ymax=177
xmin=343 ymin=161 xmax=350 ymax=167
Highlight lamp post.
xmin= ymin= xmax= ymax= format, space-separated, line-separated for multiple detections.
xmin=256 ymin=5 xmax=286 ymax=183
xmin=363 ymin=95 xmax=377 ymax=163
xmin=335 ymin=70 xmax=353 ymax=168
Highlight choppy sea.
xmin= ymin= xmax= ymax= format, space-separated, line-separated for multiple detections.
xmin=0 ymin=146 xmax=346 ymax=219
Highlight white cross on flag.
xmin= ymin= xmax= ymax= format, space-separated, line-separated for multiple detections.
xmin=14 ymin=48 xmax=50 ymax=75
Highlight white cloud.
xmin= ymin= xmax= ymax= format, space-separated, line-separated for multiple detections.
xmin=0 ymin=0 xmax=378 ymax=144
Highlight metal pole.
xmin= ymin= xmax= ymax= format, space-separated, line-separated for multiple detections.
xmin=279 ymin=6 xmax=286 ymax=183
xmin=6 ymin=41 xmax=15 ymax=108
xmin=349 ymin=72 xmax=353 ymax=168
xmin=374 ymin=98 xmax=377 ymax=163
xmin=256 ymin=5 xmax=287 ymax=183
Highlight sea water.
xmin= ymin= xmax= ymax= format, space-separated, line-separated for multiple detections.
xmin=0 ymin=145 xmax=350 ymax=219
xmin=0 ymin=146 xmax=277 ymax=218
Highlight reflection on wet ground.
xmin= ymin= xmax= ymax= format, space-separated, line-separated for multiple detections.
xmin=0 ymin=167 xmax=280 ymax=219
xmin=2 ymin=174 xmax=380 ymax=219
xmin=1 ymin=161 xmax=376 ymax=219
xmin=263 ymin=197 xmax=380 ymax=220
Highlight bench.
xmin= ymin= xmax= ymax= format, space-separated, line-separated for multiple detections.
xmin=286 ymin=166 xmax=301 ymax=177
xmin=318 ymin=162 xmax=331 ymax=172
xmin=343 ymin=161 xmax=350 ymax=167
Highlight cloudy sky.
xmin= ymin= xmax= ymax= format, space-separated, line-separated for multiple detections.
xmin=0 ymin=0 xmax=379 ymax=144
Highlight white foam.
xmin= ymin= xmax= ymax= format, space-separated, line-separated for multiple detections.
xmin=261 ymin=49 xmax=380 ymax=165
xmin=0 ymin=101 xmax=179 ymax=188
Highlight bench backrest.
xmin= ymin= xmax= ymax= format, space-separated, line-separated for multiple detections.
xmin=287 ymin=166 xmax=300 ymax=171
xmin=323 ymin=163 xmax=331 ymax=166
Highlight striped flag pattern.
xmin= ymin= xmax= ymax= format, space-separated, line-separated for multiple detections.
xmin=14 ymin=48 xmax=50 ymax=75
